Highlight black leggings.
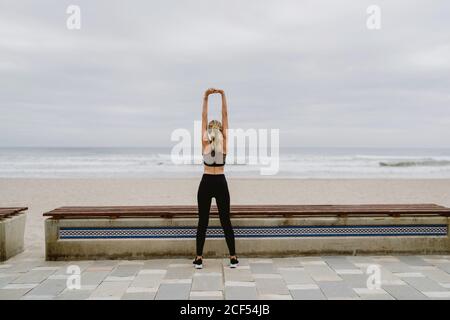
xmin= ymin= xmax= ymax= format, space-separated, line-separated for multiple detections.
xmin=196 ymin=174 xmax=236 ymax=256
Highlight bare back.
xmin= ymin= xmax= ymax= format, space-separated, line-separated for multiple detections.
xmin=201 ymin=89 xmax=228 ymax=175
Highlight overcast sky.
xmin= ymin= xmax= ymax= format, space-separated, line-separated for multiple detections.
xmin=1 ymin=1 xmax=449 ymax=148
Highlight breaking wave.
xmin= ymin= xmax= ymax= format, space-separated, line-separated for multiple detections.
xmin=379 ymin=159 xmax=450 ymax=167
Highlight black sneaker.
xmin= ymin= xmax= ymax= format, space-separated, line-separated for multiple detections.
xmin=230 ymin=257 xmax=239 ymax=268
xmin=193 ymin=257 xmax=203 ymax=269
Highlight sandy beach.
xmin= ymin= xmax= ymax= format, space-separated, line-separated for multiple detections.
xmin=1 ymin=178 xmax=450 ymax=258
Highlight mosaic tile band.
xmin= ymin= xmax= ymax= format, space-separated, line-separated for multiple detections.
xmin=59 ymin=224 xmax=448 ymax=239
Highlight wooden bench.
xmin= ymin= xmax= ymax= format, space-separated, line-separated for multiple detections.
xmin=44 ymin=204 xmax=450 ymax=218
xmin=0 ymin=207 xmax=28 ymax=261
xmin=43 ymin=204 xmax=450 ymax=260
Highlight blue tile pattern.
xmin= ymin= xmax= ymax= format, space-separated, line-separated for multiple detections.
xmin=59 ymin=224 xmax=448 ymax=239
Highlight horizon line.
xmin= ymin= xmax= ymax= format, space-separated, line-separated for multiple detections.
xmin=1 ymin=146 xmax=450 ymax=150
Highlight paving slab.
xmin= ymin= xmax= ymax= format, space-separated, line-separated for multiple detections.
xmin=382 ymin=284 xmax=428 ymax=300
xmin=192 ymin=272 xmax=223 ymax=291
xmin=223 ymin=266 xmax=253 ymax=282
xmin=317 ymin=281 xmax=359 ymax=299
xmin=378 ymin=261 xmax=413 ymax=273
xmin=377 ymin=267 xmax=405 ymax=285
xmin=346 ymin=256 xmax=377 ymax=264
xmin=224 ymin=283 xmax=258 ymax=300
xmin=402 ymin=277 xmax=449 ymax=292
xmin=304 ymin=265 xmax=342 ymax=282
xmin=422 ymin=291 xmax=450 ymax=299
xmin=80 ymin=270 xmax=110 ymax=286
xmin=130 ymin=270 xmax=165 ymax=288
xmin=26 ymin=278 xmax=67 ymax=297
xmin=2 ymin=261 xmax=41 ymax=274
xmin=278 ymin=267 xmax=315 ymax=285
xmin=272 ymin=257 xmax=302 ymax=267
xmin=21 ymin=294 xmax=54 ymax=300
xmin=421 ymin=269 xmax=450 ymax=283
xmin=11 ymin=269 xmax=57 ymax=284
xmin=143 ymin=259 xmax=172 ymax=269
xmin=353 ymin=288 xmax=394 ymax=300
xmin=0 ymin=264 xmax=13 ymax=270
xmin=396 ymin=256 xmax=433 ymax=267
xmin=109 ymin=265 xmax=142 ymax=278
xmin=258 ymin=294 xmax=292 ymax=300
xmin=56 ymin=289 xmax=95 ymax=300
xmin=164 ymin=266 xmax=194 ymax=280
xmin=0 ymin=274 xmax=20 ymax=288
xmin=2 ymin=254 xmax=450 ymax=300
xmin=0 ymin=288 xmax=33 ymax=300
xmin=89 ymin=281 xmax=131 ymax=300
xmin=155 ymin=283 xmax=191 ymax=300
xmin=435 ymin=263 xmax=450 ymax=274
xmin=122 ymin=287 xmax=157 ymax=300
xmin=190 ymin=291 xmax=223 ymax=300
xmin=323 ymin=256 xmax=359 ymax=270
xmin=249 ymin=262 xmax=278 ymax=274
xmin=339 ymin=274 xmax=371 ymax=288
xmin=199 ymin=259 xmax=223 ymax=272
xmin=290 ymin=288 xmax=326 ymax=300
xmin=254 ymin=276 xmax=289 ymax=295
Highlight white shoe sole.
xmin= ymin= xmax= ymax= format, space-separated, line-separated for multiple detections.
xmin=230 ymin=263 xmax=238 ymax=268
xmin=194 ymin=264 xmax=203 ymax=269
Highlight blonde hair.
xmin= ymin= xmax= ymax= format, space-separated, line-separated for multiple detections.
xmin=208 ymin=120 xmax=222 ymax=131
xmin=207 ymin=120 xmax=223 ymax=154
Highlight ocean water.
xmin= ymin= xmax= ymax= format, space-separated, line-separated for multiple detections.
xmin=0 ymin=147 xmax=450 ymax=178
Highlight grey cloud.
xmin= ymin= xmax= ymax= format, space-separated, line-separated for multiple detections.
xmin=0 ymin=0 xmax=449 ymax=147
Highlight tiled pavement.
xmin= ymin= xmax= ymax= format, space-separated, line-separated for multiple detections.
xmin=1 ymin=255 xmax=450 ymax=300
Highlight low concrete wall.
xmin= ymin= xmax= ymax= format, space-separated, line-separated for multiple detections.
xmin=45 ymin=216 xmax=450 ymax=260
xmin=0 ymin=213 xmax=26 ymax=261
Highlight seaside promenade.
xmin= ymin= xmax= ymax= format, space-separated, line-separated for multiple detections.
xmin=1 ymin=178 xmax=450 ymax=300
xmin=2 ymin=246 xmax=450 ymax=300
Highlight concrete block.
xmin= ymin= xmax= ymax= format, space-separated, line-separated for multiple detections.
xmin=45 ymin=216 xmax=450 ymax=260
xmin=0 ymin=213 xmax=26 ymax=261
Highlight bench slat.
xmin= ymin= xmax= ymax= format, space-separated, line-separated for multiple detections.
xmin=53 ymin=203 xmax=444 ymax=209
xmin=43 ymin=204 xmax=450 ymax=218
xmin=49 ymin=204 xmax=447 ymax=212
xmin=0 ymin=207 xmax=28 ymax=218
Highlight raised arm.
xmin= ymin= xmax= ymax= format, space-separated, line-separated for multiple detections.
xmin=202 ymin=88 xmax=215 ymax=152
xmin=217 ymin=89 xmax=228 ymax=153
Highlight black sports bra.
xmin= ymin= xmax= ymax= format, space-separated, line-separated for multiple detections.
xmin=203 ymin=151 xmax=226 ymax=167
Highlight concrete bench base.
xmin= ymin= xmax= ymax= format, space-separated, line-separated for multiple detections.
xmin=0 ymin=213 xmax=26 ymax=261
xmin=45 ymin=216 xmax=450 ymax=260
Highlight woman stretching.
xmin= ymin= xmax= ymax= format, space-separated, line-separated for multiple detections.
xmin=193 ymin=88 xmax=238 ymax=269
